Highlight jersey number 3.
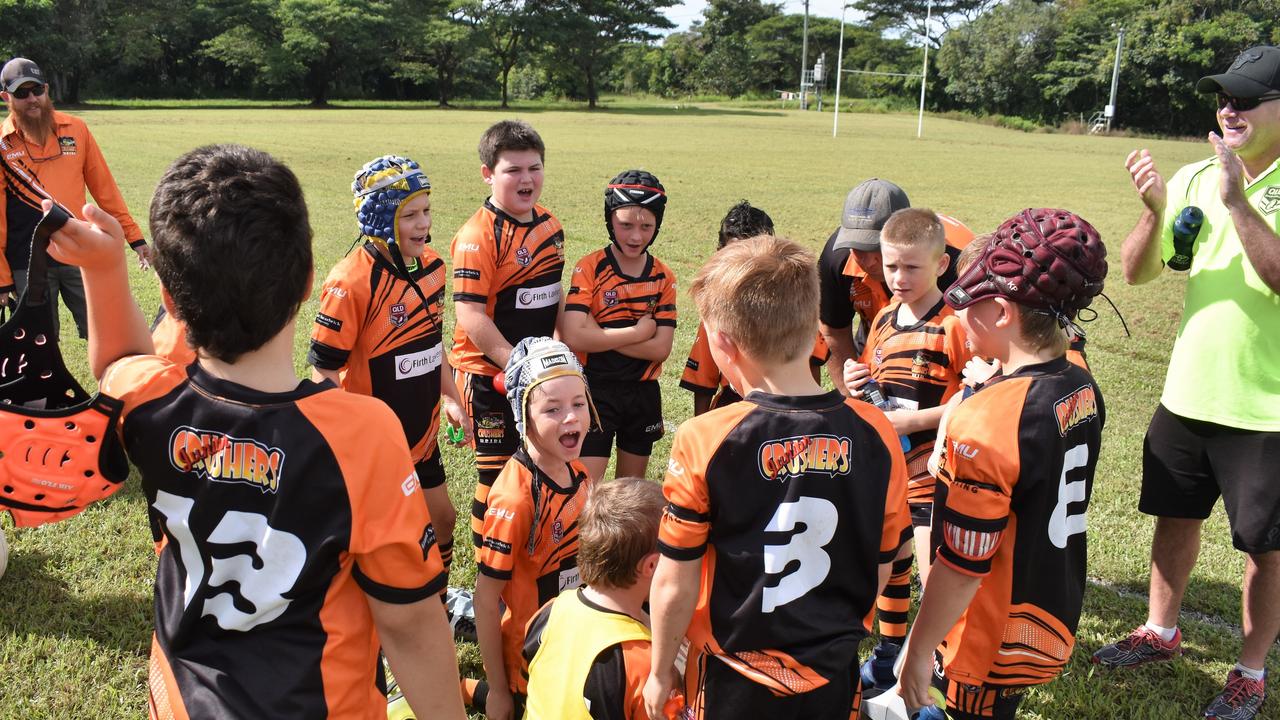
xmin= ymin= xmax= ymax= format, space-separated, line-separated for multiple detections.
xmin=761 ymin=496 xmax=838 ymax=613
xmin=1048 ymin=444 xmax=1090 ymax=549
xmin=154 ymin=490 xmax=307 ymax=631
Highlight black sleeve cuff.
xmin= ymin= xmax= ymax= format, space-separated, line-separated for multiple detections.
xmin=679 ymin=379 xmax=717 ymax=395
xmin=307 ymin=341 xmax=350 ymax=370
xmin=352 ymin=563 xmax=446 ymax=604
xmin=657 ymin=539 xmax=706 ymax=561
xmin=478 ymin=563 xmax=513 ymax=581
xmin=454 ymin=292 xmax=487 ymax=304
xmin=128 ymin=238 xmax=147 ymax=249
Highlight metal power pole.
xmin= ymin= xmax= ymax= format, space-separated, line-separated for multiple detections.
xmin=833 ymin=4 xmax=847 ymax=137
xmin=916 ymin=0 xmax=932 ymax=138
xmin=1106 ymin=27 xmax=1125 ymax=132
xmin=800 ymin=0 xmax=810 ymax=110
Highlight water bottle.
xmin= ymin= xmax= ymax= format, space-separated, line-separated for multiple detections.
xmin=863 ymin=378 xmax=892 ymax=410
xmin=1167 ymin=206 xmax=1203 ymax=271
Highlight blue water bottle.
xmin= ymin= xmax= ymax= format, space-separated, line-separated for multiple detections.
xmin=1167 ymin=206 xmax=1203 ymax=271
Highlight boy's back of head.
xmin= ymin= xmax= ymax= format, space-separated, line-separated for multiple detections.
xmin=149 ymin=144 xmax=312 ymax=364
xmin=881 ymin=207 xmax=945 ymax=254
xmin=718 ymin=200 xmax=774 ymax=249
xmin=578 ymin=477 xmax=665 ymax=590
xmin=955 ymin=233 xmax=992 ymax=275
xmin=691 ymin=234 xmax=817 ymax=367
xmin=478 ymin=120 xmax=546 ymax=170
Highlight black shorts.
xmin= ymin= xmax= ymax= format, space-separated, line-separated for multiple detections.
xmin=910 ymin=502 xmax=933 ymax=529
xmin=930 ymin=653 xmax=1027 ymax=720
xmin=692 ymin=655 xmax=858 ymax=720
xmin=415 ymin=450 xmax=446 ymax=490
xmin=1139 ymin=404 xmax=1280 ymax=553
xmin=464 ymin=372 xmax=519 ymax=461
xmin=581 ymin=378 xmax=664 ymax=458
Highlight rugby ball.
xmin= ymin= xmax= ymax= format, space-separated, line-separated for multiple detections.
xmin=862 ymin=689 xmax=910 ymax=720
xmin=0 ymin=525 xmax=8 ymax=581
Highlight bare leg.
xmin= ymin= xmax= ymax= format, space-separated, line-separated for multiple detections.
xmin=1147 ymin=516 xmax=1203 ymax=628
xmin=614 ymin=449 xmax=650 ymax=480
xmin=913 ymin=525 xmax=933 ymax=588
xmin=1240 ymin=550 xmax=1280 ymax=669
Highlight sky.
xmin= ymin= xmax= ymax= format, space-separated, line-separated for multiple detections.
xmin=663 ymin=0 xmax=854 ymax=34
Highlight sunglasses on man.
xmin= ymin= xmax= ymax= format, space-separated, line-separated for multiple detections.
xmin=8 ymin=84 xmax=47 ymax=100
xmin=1216 ymin=92 xmax=1280 ymax=112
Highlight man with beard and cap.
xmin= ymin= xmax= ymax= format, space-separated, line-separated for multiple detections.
xmin=0 ymin=57 xmax=148 ymax=338
xmin=1092 ymin=45 xmax=1280 ymax=720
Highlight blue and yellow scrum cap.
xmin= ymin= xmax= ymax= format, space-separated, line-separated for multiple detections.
xmin=352 ymin=155 xmax=431 ymax=247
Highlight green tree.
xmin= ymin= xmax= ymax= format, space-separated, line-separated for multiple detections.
xmin=852 ymin=0 xmax=1001 ymax=48
xmin=543 ymin=0 xmax=677 ymax=108
xmin=464 ymin=0 xmax=535 ymax=108
xmin=934 ymin=0 xmax=1061 ymax=118
xmin=0 ymin=0 xmax=113 ymax=103
xmin=396 ymin=2 xmax=477 ymax=107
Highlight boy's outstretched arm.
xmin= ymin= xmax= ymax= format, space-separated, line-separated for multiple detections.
xmin=644 ymin=555 xmax=699 ymax=719
xmin=369 ymin=594 xmax=466 ymax=719
xmin=44 ymin=201 xmax=152 ymax=379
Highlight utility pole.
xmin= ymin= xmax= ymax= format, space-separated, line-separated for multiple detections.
xmin=800 ymin=0 xmax=810 ymax=110
xmin=1106 ymin=26 xmax=1125 ymax=132
xmin=833 ymin=4 xmax=847 ymax=137
xmin=916 ymin=0 xmax=932 ymax=138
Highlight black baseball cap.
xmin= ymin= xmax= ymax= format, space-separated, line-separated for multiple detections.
xmin=1196 ymin=46 xmax=1280 ymax=98
xmin=835 ymin=178 xmax=911 ymax=252
xmin=1 ymin=58 xmax=45 ymax=93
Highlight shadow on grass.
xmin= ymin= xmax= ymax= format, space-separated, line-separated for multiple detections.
xmin=0 ymin=549 xmax=151 ymax=655
xmin=65 ymin=101 xmax=785 ymax=118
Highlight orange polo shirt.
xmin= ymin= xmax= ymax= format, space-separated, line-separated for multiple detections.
xmin=0 ymin=110 xmax=143 ymax=290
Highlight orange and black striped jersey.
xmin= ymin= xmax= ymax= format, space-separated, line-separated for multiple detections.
xmin=450 ymin=200 xmax=566 ymax=376
xmin=658 ymin=391 xmax=911 ymax=696
xmin=861 ymin=298 xmax=971 ymax=450
xmin=308 ymin=243 xmax=447 ymax=463
xmin=99 ymin=355 xmax=445 ymax=720
xmin=680 ymin=323 xmax=830 ymax=407
xmin=932 ymin=355 xmax=1104 ymax=688
xmin=477 ymin=448 xmax=591 ymax=693
xmin=564 ymin=246 xmax=677 ymax=382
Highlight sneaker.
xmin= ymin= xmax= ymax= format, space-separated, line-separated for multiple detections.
xmin=1091 ymin=625 xmax=1182 ymax=668
xmin=860 ymin=641 xmax=902 ymax=695
xmin=445 ymin=586 xmax=477 ymax=643
xmin=1204 ymin=670 xmax=1266 ymax=719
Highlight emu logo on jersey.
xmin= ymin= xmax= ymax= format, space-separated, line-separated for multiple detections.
xmin=169 ymin=427 xmax=285 ymax=493
xmin=603 ymin=289 xmax=619 ymax=306
xmin=1054 ymin=385 xmax=1098 ymax=436
xmin=758 ymin=434 xmax=852 ymax=481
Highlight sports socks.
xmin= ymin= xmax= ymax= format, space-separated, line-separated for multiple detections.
xmin=1144 ymin=621 xmax=1178 ymax=643
xmin=876 ymin=555 xmax=915 ymax=644
xmin=1235 ymin=663 xmax=1266 ymax=681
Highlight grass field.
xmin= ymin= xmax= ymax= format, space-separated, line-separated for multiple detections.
xmin=0 ymin=100 xmax=1273 ymax=719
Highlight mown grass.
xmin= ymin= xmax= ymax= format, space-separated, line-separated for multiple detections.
xmin=0 ymin=102 xmax=1272 ymax=718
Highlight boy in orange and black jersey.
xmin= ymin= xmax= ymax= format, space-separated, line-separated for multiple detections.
xmin=45 ymin=144 xmax=464 ymax=719
xmin=896 ymin=208 xmax=1108 ymax=720
xmin=680 ymin=201 xmax=828 ymax=416
xmin=469 ymin=337 xmax=597 ymax=720
xmin=309 ymin=155 xmax=471 ymax=583
xmin=561 ymin=170 xmax=676 ymax=481
xmin=842 ymin=208 xmax=973 ymax=691
xmin=644 ymin=235 xmax=911 ymax=720
xmin=450 ymin=120 xmax=566 ymax=551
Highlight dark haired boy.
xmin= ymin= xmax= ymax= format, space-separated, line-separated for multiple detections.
xmin=560 ymin=170 xmax=677 ymax=481
xmin=524 ymin=477 xmax=670 ymax=719
xmin=450 ymin=119 xmax=567 ymax=550
xmin=46 ymin=144 xmax=464 ymax=719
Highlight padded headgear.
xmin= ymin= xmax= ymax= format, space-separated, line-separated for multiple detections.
xmin=604 ymin=170 xmax=666 ymax=248
xmin=504 ymin=337 xmax=597 ymax=438
xmin=352 ymin=155 xmax=431 ymax=246
xmin=945 ymin=208 xmax=1107 ymax=322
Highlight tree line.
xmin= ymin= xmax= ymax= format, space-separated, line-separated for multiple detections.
xmin=1 ymin=0 xmax=1277 ymax=134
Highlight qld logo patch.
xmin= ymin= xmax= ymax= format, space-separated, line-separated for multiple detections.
xmin=169 ymin=426 xmax=285 ymax=493
xmin=1260 ymin=187 xmax=1280 ymax=215
xmin=1053 ymin=385 xmax=1098 ymax=436
xmin=515 ymin=247 xmax=532 ymax=266
xmin=389 ymin=303 xmax=407 ymax=327
xmin=758 ymin=434 xmax=852 ymax=482
xmin=603 ymin=289 xmax=619 ymax=306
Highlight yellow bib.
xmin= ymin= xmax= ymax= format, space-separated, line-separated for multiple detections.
xmin=524 ymin=589 xmax=651 ymax=720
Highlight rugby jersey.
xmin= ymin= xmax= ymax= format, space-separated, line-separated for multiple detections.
xmin=476 ymin=448 xmax=591 ymax=694
xmin=450 ymin=200 xmax=565 ymax=376
xmin=932 ymin=355 xmax=1104 ymax=687
xmin=680 ymin=324 xmax=830 ymax=408
xmin=658 ymin=390 xmax=910 ymax=696
xmin=308 ymin=243 xmax=447 ymax=463
xmin=564 ymin=246 xmax=677 ymax=382
xmin=100 ymin=356 xmax=445 ymax=720
xmin=150 ymin=307 xmax=196 ymax=367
